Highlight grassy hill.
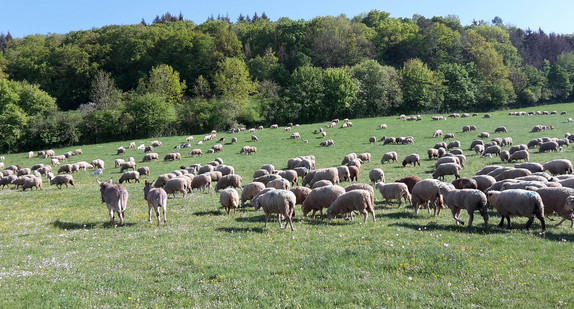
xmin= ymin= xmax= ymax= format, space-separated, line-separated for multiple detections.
xmin=1 ymin=103 xmax=574 ymax=307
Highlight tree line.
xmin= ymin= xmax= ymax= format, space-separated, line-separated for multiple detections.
xmin=0 ymin=10 xmax=574 ymax=152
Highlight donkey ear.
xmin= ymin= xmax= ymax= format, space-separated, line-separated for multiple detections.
xmin=108 ymin=178 xmax=113 ymax=184
xmin=96 ymin=179 xmax=102 ymax=185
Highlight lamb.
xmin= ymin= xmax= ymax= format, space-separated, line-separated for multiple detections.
xmin=376 ymin=152 xmax=396 ymax=166
xmin=438 ymin=185 xmax=488 ymax=228
xmin=290 ymin=186 xmax=312 ymax=205
xmin=215 ymin=174 xmax=243 ymax=192
xmin=276 ymin=170 xmax=299 ymax=186
xmin=412 ymin=179 xmax=444 ymax=215
xmin=402 ymin=154 xmax=421 ymax=167
xmin=119 ymin=161 xmax=137 ymax=173
xmin=267 ymin=178 xmax=291 ymax=190
xmin=452 ymin=177 xmax=478 ymax=189
xmin=164 ymin=177 xmax=188 ymax=198
xmin=253 ymin=189 xmax=296 ymax=231
xmin=241 ymin=182 xmax=266 ymax=206
xmin=487 ymin=189 xmax=546 ymax=231
xmin=191 ymin=174 xmax=212 ymax=193
xmin=433 ymin=163 xmax=461 ymax=181
xmin=143 ymin=180 xmax=168 ymax=225
xmin=375 ymin=182 xmax=411 ymax=208
xmin=369 ymin=168 xmax=385 ymax=184
xmin=543 ymin=159 xmax=573 ymax=175
xmin=251 ymin=135 xmax=259 ymax=142
xmin=395 ymin=176 xmax=422 ymax=194
xmin=507 ymin=150 xmax=529 ymax=163
xmin=142 ymin=153 xmax=159 ymax=162
xmin=494 ymin=168 xmax=532 ymax=181
xmin=91 ymin=159 xmax=105 ymax=169
xmin=326 ymin=190 xmax=376 ymax=223
xmin=119 ymin=171 xmax=140 ymax=184
xmin=302 ymin=185 xmax=346 ymax=219
xmin=220 ymin=188 xmax=240 ymax=215
xmin=46 ymin=173 xmax=75 ymax=189
xmin=97 ymin=179 xmax=129 ymax=226
xmin=358 ymin=153 xmax=372 ymax=162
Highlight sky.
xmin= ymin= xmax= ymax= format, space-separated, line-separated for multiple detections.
xmin=1 ymin=0 xmax=572 ymax=38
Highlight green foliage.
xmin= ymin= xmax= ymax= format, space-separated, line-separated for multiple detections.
xmin=286 ymin=65 xmax=324 ymax=122
xmin=17 ymin=82 xmax=58 ymax=116
xmin=438 ymin=63 xmax=477 ymax=110
xmin=350 ymin=59 xmax=402 ymax=116
xmin=322 ymin=67 xmax=358 ymax=118
xmin=124 ymin=93 xmax=176 ymax=137
xmin=90 ymin=71 xmax=123 ymax=111
xmin=0 ymin=103 xmax=29 ymax=151
xmin=214 ymin=57 xmax=258 ymax=101
xmin=24 ymin=111 xmax=82 ymax=149
xmin=138 ymin=64 xmax=186 ymax=104
xmin=400 ymin=58 xmax=443 ymax=112
xmin=547 ymin=64 xmax=572 ymax=100
xmin=79 ymin=109 xmax=128 ymax=144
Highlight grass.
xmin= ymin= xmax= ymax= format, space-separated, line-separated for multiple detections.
xmin=1 ymin=103 xmax=574 ymax=307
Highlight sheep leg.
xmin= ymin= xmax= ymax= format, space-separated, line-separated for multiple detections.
xmin=370 ymin=208 xmax=376 ymax=223
xmin=362 ymin=211 xmax=368 ymax=224
xmin=480 ymin=209 xmax=488 ymax=229
xmin=498 ymin=215 xmax=505 ymax=228
xmin=264 ymin=213 xmax=270 ymax=227
xmin=286 ymin=216 xmax=295 ymax=231
xmin=506 ymin=216 xmax=512 ymax=229
xmin=554 ymin=218 xmax=567 ymax=226
xmin=278 ymin=214 xmax=284 ymax=229
xmin=525 ymin=216 xmax=535 ymax=230
xmin=536 ymin=213 xmax=546 ymax=232
xmin=311 ymin=209 xmax=317 ymax=219
xmin=148 ymin=206 xmax=153 ymax=223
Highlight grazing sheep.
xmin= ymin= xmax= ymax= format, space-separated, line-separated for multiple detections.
xmin=290 ymin=186 xmax=312 ymax=206
xmin=395 ymin=176 xmax=422 ymax=194
xmin=494 ymin=126 xmax=508 ymax=133
xmin=483 ymin=145 xmax=501 ymax=157
xmin=137 ymin=166 xmax=150 ymax=177
xmin=241 ymin=182 xmax=266 ymax=206
xmin=142 ymin=153 xmax=159 ymax=162
xmin=507 ymin=150 xmax=529 ymax=163
xmin=452 ymin=177 xmax=478 ymax=190
xmin=369 ymin=136 xmax=376 ymax=144
xmin=514 ymin=162 xmax=543 ymax=173
xmin=336 ymin=166 xmax=350 ymax=182
xmin=509 ymin=144 xmax=529 ymax=154
xmin=311 ymin=180 xmax=333 ymax=189
xmin=164 ymin=152 xmax=182 ymax=161
xmin=119 ymin=161 xmax=137 ymax=173
xmin=487 ymin=189 xmax=546 ymax=231
xmin=341 ymin=153 xmax=357 ymax=165
xmin=307 ymin=168 xmax=339 ymax=187
xmin=435 ymin=156 xmax=460 ymax=168
xmin=375 ymin=182 xmax=411 ymax=208
xmin=188 ymin=149 xmax=203 ymax=156
xmin=439 ymin=185 xmax=488 ymax=228
xmin=151 ymin=140 xmax=162 ymax=147
xmin=539 ymin=141 xmax=559 ymax=153
xmin=154 ymin=174 xmax=175 ymax=188
xmin=215 ymin=174 xmax=243 ymax=192
xmin=469 ymin=140 xmax=484 ymax=150
xmin=216 ymin=165 xmax=235 ymax=176
xmin=478 ymin=132 xmax=490 ymax=138
xmin=402 ymin=154 xmax=421 ymax=167
xmin=358 ymin=153 xmax=372 ymax=162
xmin=119 ymin=171 xmax=140 ymax=184
xmin=116 ymin=147 xmax=126 ymax=155
xmin=251 ymin=135 xmax=259 ymax=142
xmin=434 ymin=142 xmax=447 ymax=149
xmin=267 ymin=178 xmax=291 ymax=190
xmin=500 ymin=181 xmax=547 ymax=191
xmin=97 ymin=179 xmax=129 ymax=226
xmin=191 ymin=174 xmax=212 ymax=193
xmin=543 ymin=159 xmax=573 ymax=175
xmin=114 ymin=158 xmax=125 ymax=168
xmin=433 ymin=129 xmax=443 ymax=138
xmin=276 ymin=170 xmax=299 ymax=186
xmin=443 ymin=133 xmax=455 ymax=140
xmin=22 ymin=174 xmax=43 ymax=191
xmin=380 ymin=151 xmax=398 ymax=164
xmin=500 ymin=150 xmax=510 ymax=163
xmin=220 ymin=188 xmax=240 ymax=215
xmin=17 ymin=168 xmax=31 ymax=176
xmin=326 ymin=190 xmax=376 ymax=223
xmin=0 ymin=175 xmax=17 ymax=189
xmin=347 ymin=158 xmax=363 ymax=169
xmin=302 ymin=185 xmax=346 ymax=219
xmin=433 ymin=163 xmax=461 ymax=181
xmin=253 ymin=189 xmax=296 ymax=231
xmin=253 ymin=169 xmax=270 ymax=179
xmin=164 ymin=177 xmax=188 ymax=198
xmin=261 ymin=164 xmax=276 ymax=174
xmin=369 ymin=168 xmax=385 ymax=184
xmin=144 ymin=146 xmax=154 ymax=153
xmin=412 ymin=179 xmax=444 ymax=215
xmin=253 ymin=174 xmax=282 ymax=186
xmin=143 ymin=181 xmax=168 ymax=225
xmin=446 ymin=140 xmax=461 ymax=150
xmin=494 ymin=168 xmax=532 ymax=181
xmin=348 ymin=166 xmax=360 ymax=182
xmin=91 ymin=159 xmax=105 ymax=169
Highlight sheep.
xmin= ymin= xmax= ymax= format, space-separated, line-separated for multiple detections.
xmin=483 ymin=145 xmax=501 ymax=157
xmin=97 ymin=179 xmax=129 ymax=226
xmin=369 ymin=168 xmax=385 ymax=184
xmin=375 ymin=182 xmax=411 ymax=208
xmin=58 ymin=164 xmax=77 ymax=174
xmin=36 ymin=166 xmax=52 ymax=175
xmin=144 ymin=146 xmax=154 ymax=153
xmin=22 ymin=174 xmax=43 ymax=191
xmin=91 ymin=168 xmax=104 ymax=176
xmin=290 ymin=186 xmax=312 ymax=205
xmin=253 ymin=189 xmax=296 ymax=231
xmin=438 ymin=185 xmax=488 ymax=228
xmin=402 ymin=154 xmax=420 ymax=167
xmin=500 ymin=150 xmax=510 ymax=163
xmin=507 ymin=150 xmax=529 ymax=163
xmin=494 ymin=126 xmax=508 ymax=133
xmin=51 ymin=158 xmax=61 ymax=166
xmin=326 ymin=190 xmax=376 ymax=223
xmin=119 ymin=171 xmax=140 ymax=184
xmin=539 ymin=141 xmax=559 ymax=153
xmin=543 ymin=159 xmax=573 ymax=175
xmin=494 ymin=168 xmax=532 ymax=181
xmin=451 ymin=149 xmax=464 ymax=156
xmin=253 ymin=169 xmax=270 ymax=179
xmin=302 ymin=185 xmax=346 ymax=219
xmin=253 ymin=174 xmax=282 ymax=186
xmin=433 ymin=129 xmax=443 ymax=138
xmin=191 ymin=174 xmax=212 ymax=193
xmin=137 ymin=166 xmax=150 ymax=177
xmin=383 ymin=137 xmax=396 ymax=145
xmin=472 ymin=175 xmax=497 ymax=192
xmin=251 ymin=135 xmax=259 ymax=142
xmin=206 ymin=171 xmax=222 ymax=183
xmin=220 ymin=188 xmax=240 ymax=215
xmin=469 ymin=139 xmax=484 ymax=150
xmin=487 ymin=189 xmax=545 ymax=231
xmin=501 ymin=137 xmax=513 ymax=147
xmin=241 ymin=182 xmax=266 ymax=206
xmin=276 ymin=170 xmax=299 ymax=186
xmin=395 ymin=176 xmax=422 ymax=194
xmin=261 ymin=164 xmax=276 ymax=174
xmin=119 ymin=161 xmax=137 ymax=173
xmin=114 ymin=158 xmax=125 ymax=168
xmin=435 ymin=156 xmax=460 ymax=168
xmin=381 ymin=151 xmax=398 ymax=164
xmin=477 ymin=132 xmax=490 ymax=138
xmin=514 ymin=162 xmax=543 ymax=173
xmin=443 ymin=133 xmax=455 ymax=140
xmin=17 ymin=168 xmax=31 ymax=176
xmin=151 ymin=140 xmax=162 ymax=147
xmin=369 ymin=136 xmax=376 ymax=144
xmin=412 ymin=179 xmax=444 ymax=215
xmin=267 ymin=178 xmax=291 ymax=190
xmin=142 ymin=153 xmax=159 ymax=162
xmin=188 ymin=149 xmax=203 ymax=156
xmin=311 ymin=180 xmax=333 ymax=189
xmin=91 ymin=159 xmax=105 ymax=169
xmin=213 ymin=174 xmax=243 ymax=193
xmin=198 ymin=165 xmax=214 ymax=175
xmin=307 ymin=168 xmax=339 ymax=187
xmin=0 ymin=175 xmax=16 ymax=189
xmin=216 ymin=165 xmax=235 ymax=176
xmin=434 ymin=142 xmax=447 ymax=149
xmin=462 ymin=125 xmax=470 ymax=133
xmin=433 ymin=163 xmax=461 ymax=181
xmin=211 ymin=144 xmax=223 ymax=153
xmin=486 ymin=166 xmax=514 ymax=178
xmin=337 ymin=166 xmax=350 ymax=182
xmin=500 ymin=181 xmax=547 ymax=191
xmin=358 ymin=153 xmax=372 ymax=162
xmin=452 ymin=177 xmax=478 ymax=190
xmin=164 ymin=153 xmax=182 ymax=161
xmin=348 ymin=166 xmax=360 ymax=182
xmin=379 ymin=124 xmax=387 ymax=129
xmin=143 ymin=181 xmax=168 ymax=225
xmin=347 ymin=158 xmax=363 ymax=169
xmin=164 ymin=177 xmax=188 ymax=198
xmin=341 ymin=153 xmax=357 ymax=165
xmin=116 ymin=146 xmax=126 ymax=155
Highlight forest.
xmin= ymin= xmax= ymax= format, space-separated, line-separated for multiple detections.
xmin=0 ymin=10 xmax=574 ymax=152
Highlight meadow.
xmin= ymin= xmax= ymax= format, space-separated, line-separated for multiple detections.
xmin=1 ymin=103 xmax=574 ymax=308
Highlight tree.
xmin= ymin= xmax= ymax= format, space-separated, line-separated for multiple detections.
xmin=400 ymin=58 xmax=443 ymax=112
xmin=547 ymin=64 xmax=571 ymax=100
xmin=90 ymin=71 xmax=123 ymax=110
xmin=125 ymin=93 xmax=176 ymax=137
xmin=438 ymin=63 xmax=477 ymax=110
xmin=0 ymin=103 xmax=29 ymax=152
xmin=350 ymin=59 xmax=401 ymax=116
xmin=322 ymin=67 xmax=358 ymax=118
xmin=213 ymin=57 xmax=257 ymax=101
xmin=139 ymin=64 xmax=186 ymax=104
xmin=286 ymin=65 xmax=324 ymax=122
xmin=192 ymin=75 xmax=212 ymax=98
xmin=247 ymin=48 xmax=288 ymax=83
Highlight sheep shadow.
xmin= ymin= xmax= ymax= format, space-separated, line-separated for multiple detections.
xmin=303 ymin=218 xmax=355 ymax=226
xmin=390 ymin=221 xmax=558 ymax=235
xmin=216 ymin=227 xmax=265 ymax=234
xmin=382 ymin=211 xmax=420 ymax=220
xmin=52 ymin=219 xmax=136 ymax=230
xmin=194 ymin=210 xmax=224 ymax=216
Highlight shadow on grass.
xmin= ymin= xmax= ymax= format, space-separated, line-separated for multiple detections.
xmin=216 ymin=227 xmax=265 ymax=233
xmin=382 ymin=211 xmax=420 ymax=219
xmin=52 ymin=219 xmax=136 ymax=230
xmin=194 ymin=210 xmax=224 ymax=216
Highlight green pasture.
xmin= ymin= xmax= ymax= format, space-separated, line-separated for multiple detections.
xmin=1 ymin=103 xmax=574 ymax=308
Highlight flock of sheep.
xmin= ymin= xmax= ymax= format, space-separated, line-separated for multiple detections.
xmin=2 ymin=110 xmax=574 ymax=233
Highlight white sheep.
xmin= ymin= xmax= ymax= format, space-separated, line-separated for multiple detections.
xmin=487 ymin=189 xmax=546 ymax=231
xmin=438 ymin=185 xmax=488 ymax=228
xmin=220 ymin=188 xmax=240 ymax=215
xmin=302 ymin=185 xmax=346 ymax=219
xmin=49 ymin=174 xmax=76 ymax=189
xmin=253 ymin=189 xmax=296 ymax=231
xmin=215 ymin=174 xmax=243 ymax=192
xmin=326 ymin=190 xmax=376 ymax=223
xmin=375 ymin=182 xmax=411 ymax=208
xmin=241 ymin=182 xmax=266 ymax=206
xmin=119 ymin=171 xmax=140 ymax=184
xmin=368 ymin=168 xmax=385 ymax=184
xmin=164 ymin=177 xmax=188 ymax=198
